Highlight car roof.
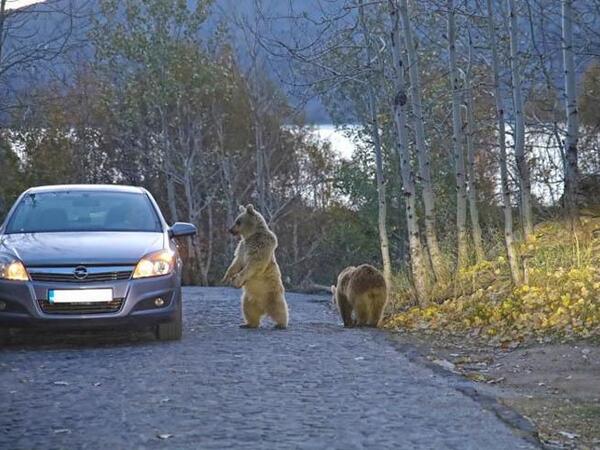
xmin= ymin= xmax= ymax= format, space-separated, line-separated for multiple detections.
xmin=25 ymin=185 xmax=147 ymax=195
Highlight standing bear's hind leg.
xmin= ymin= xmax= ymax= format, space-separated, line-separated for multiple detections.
xmin=266 ymin=292 xmax=288 ymax=329
xmin=241 ymin=294 xmax=262 ymax=328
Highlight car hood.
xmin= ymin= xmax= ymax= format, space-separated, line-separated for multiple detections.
xmin=0 ymin=232 xmax=165 ymax=266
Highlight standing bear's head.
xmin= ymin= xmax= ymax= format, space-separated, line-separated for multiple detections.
xmin=229 ymin=204 xmax=267 ymax=238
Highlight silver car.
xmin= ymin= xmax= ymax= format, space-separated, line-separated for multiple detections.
xmin=0 ymin=185 xmax=196 ymax=341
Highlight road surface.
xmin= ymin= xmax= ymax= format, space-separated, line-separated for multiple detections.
xmin=0 ymin=287 xmax=536 ymax=449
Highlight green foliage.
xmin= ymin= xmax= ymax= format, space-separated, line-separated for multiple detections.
xmin=317 ymin=204 xmax=381 ymax=283
xmin=0 ymin=134 xmax=27 ymax=219
xmin=2 ymin=0 xmax=368 ymax=287
xmin=4 ymin=0 xmax=591 ymax=297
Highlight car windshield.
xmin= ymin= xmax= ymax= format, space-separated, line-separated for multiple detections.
xmin=5 ymin=191 xmax=162 ymax=233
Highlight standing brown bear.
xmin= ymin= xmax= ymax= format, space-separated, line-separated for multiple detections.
xmin=331 ymin=264 xmax=387 ymax=328
xmin=223 ymin=204 xmax=289 ymax=329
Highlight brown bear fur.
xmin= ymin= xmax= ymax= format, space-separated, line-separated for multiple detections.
xmin=331 ymin=264 xmax=387 ymax=328
xmin=223 ymin=204 xmax=289 ymax=329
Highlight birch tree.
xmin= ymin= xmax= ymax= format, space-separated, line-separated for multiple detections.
xmin=255 ymin=1 xmax=395 ymax=286
xmin=487 ymin=0 xmax=522 ymax=285
xmin=398 ymin=0 xmax=445 ymax=279
xmin=359 ymin=0 xmax=393 ymax=289
xmin=562 ymin=0 xmax=579 ymax=226
xmin=447 ymin=0 xmax=469 ymax=270
xmin=507 ymin=0 xmax=534 ymax=240
xmin=245 ymin=33 xmax=269 ymax=215
xmin=524 ymin=1 xmax=566 ymax=208
xmin=464 ymin=23 xmax=485 ymax=263
xmin=388 ymin=0 xmax=428 ymax=303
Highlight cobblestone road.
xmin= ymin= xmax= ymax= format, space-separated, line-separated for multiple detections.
xmin=0 ymin=287 xmax=536 ymax=449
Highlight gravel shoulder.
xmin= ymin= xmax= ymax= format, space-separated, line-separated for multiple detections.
xmin=391 ymin=331 xmax=600 ymax=449
xmin=1 ymin=287 xmax=537 ymax=449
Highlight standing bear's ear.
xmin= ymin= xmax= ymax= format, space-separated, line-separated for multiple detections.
xmin=239 ymin=205 xmax=246 ymax=213
xmin=246 ymin=204 xmax=255 ymax=215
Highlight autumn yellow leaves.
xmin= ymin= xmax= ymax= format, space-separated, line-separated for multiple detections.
xmin=386 ymin=219 xmax=600 ymax=344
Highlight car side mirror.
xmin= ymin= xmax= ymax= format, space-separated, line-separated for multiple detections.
xmin=169 ymin=222 xmax=197 ymax=238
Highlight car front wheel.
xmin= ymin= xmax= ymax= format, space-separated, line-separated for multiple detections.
xmin=0 ymin=327 xmax=10 ymax=345
xmin=156 ymin=301 xmax=182 ymax=341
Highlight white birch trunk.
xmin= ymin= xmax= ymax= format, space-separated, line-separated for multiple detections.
xmin=253 ymin=114 xmax=267 ymax=214
xmin=488 ymin=0 xmax=522 ymax=285
xmin=388 ymin=0 xmax=428 ymax=304
xmin=358 ymin=0 xmax=393 ymax=290
xmin=562 ymin=0 xmax=579 ymax=226
xmin=398 ymin=0 xmax=445 ymax=279
xmin=369 ymin=89 xmax=394 ymax=290
xmin=507 ymin=0 xmax=534 ymax=240
xmin=166 ymin=172 xmax=178 ymax=223
xmin=465 ymin=26 xmax=485 ymax=263
xmin=159 ymin=108 xmax=179 ymax=223
xmin=447 ymin=0 xmax=469 ymax=270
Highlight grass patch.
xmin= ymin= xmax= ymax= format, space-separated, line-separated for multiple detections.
xmin=386 ymin=217 xmax=600 ymax=343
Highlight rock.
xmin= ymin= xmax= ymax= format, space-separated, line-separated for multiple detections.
xmin=432 ymin=358 xmax=457 ymax=372
xmin=558 ymin=431 xmax=578 ymax=440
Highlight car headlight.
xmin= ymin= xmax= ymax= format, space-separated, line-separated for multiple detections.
xmin=0 ymin=254 xmax=29 ymax=281
xmin=132 ymin=250 xmax=176 ymax=279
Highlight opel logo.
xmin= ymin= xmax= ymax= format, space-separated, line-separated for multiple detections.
xmin=73 ymin=266 xmax=88 ymax=280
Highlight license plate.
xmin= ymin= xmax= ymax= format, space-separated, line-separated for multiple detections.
xmin=48 ymin=289 xmax=113 ymax=304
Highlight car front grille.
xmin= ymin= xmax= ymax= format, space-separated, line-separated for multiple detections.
xmin=37 ymin=298 xmax=124 ymax=314
xmin=29 ymin=267 xmax=134 ymax=283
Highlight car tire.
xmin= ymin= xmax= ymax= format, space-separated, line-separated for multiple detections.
xmin=156 ymin=302 xmax=182 ymax=341
xmin=0 ymin=327 xmax=11 ymax=346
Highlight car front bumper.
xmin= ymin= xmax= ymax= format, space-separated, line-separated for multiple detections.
xmin=0 ymin=273 xmax=181 ymax=329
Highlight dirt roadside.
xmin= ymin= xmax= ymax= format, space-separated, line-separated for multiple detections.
xmin=391 ymin=331 xmax=600 ymax=449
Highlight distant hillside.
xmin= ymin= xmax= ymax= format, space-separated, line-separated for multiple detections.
xmin=0 ymin=0 xmax=333 ymax=123
xmin=1 ymin=0 xmax=597 ymax=124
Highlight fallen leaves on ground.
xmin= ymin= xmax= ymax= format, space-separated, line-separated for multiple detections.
xmin=386 ymin=218 xmax=600 ymax=344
